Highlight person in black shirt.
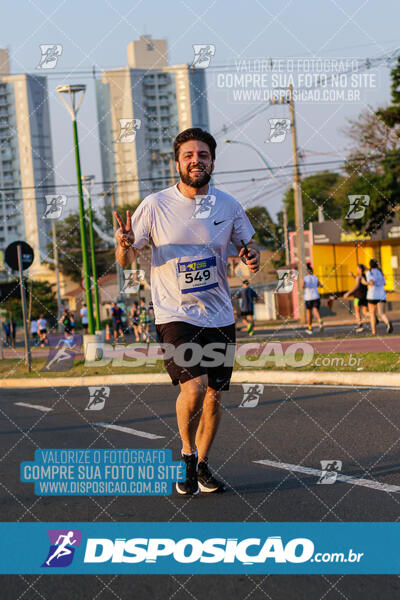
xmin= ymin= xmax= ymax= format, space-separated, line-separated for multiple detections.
xmin=343 ymin=264 xmax=369 ymax=332
xmin=59 ymin=309 xmax=73 ymax=335
xmin=130 ymin=301 xmax=140 ymax=342
xmin=110 ymin=301 xmax=125 ymax=342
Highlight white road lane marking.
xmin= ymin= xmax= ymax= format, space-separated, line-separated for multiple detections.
xmin=241 ymin=384 xmax=400 ymax=391
xmin=95 ymin=423 xmax=164 ymax=439
xmin=14 ymin=402 xmax=53 ymax=413
xmin=254 ymin=459 xmax=400 ymax=493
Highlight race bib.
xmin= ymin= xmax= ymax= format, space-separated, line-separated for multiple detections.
xmin=177 ymin=257 xmax=218 ymax=294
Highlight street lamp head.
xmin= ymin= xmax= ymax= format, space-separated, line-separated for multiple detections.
xmin=56 ymin=84 xmax=86 ymax=94
xmin=81 ymin=175 xmax=95 ymax=185
xmin=56 ymin=84 xmax=86 ymax=119
xmin=81 ymin=175 xmax=95 ymax=198
xmin=224 ymin=139 xmax=232 ymax=143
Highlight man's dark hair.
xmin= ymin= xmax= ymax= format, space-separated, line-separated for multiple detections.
xmin=174 ymin=128 xmax=217 ymax=161
xmin=370 ymin=259 xmax=378 ymax=269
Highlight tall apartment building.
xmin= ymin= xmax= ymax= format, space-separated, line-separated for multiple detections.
xmin=0 ymin=49 xmax=55 ymax=279
xmin=95 ymin=35 xmax=210 ymax=207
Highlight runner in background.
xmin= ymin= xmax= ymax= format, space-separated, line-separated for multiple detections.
xmin=59 ymin=309 xmax=73 ymax=337
xmin=343 ymin=264 xmax=369 ymax=333
xmin=38 ymin=314 xmax=48 ymax=347
xmin=110 ymin=301 xmax=125 ymax=342
xmin=80 ymin=303 xmax=89 ymax=334
xmin=130 ymin=301 xmax=140 ymax=342
xmin=235 ymin=280 xmax=259 ymax=336
xmin=30 ymin=317 xmax=38 ymax=345
xmin=302 ymin=263 xmax=323 ymax=335
xmin=364 ymin=259 xmax=393 ymax=335
xmin=139 ymin=297 xmax=149 ymax=342
xmin=148 ymin=301 xmax=156 ymax=341
xmin=2 ymin=321 xmax=11 ymax=346
xmin=69 ymin=311 xmax=75 ymax=334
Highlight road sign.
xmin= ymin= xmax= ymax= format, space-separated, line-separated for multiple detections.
xmin=81 ymin=276 xmax=94 ymax=290
xmin=4 ymin=241 xmax=34 ymax=271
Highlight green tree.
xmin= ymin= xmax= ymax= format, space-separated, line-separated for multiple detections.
xmin=245 ymin=206 xmax=279 ymax=249
xmin=1 ymin=280 xmax=57 ymax=325
xmin=377 ymin=57 xmax=400 ymax=128
xmin=339 ymin=153 xmax=400 ymax=233
xmin=45 ymin=211 xmax=114 ymax=283
xmin=99 ymin=200 xmax=140 ymax=238
xmin=283 ymin=171 xmax=344 ymax=228
xmin=341 ymin=57 xmax=400 ymax=233
xmin=245 ymin=206 xmax=286 ymax=267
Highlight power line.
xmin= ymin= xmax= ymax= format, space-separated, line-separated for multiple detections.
xmin=11 ymin=48 xmax=399 ymax=79
xmin=0 ymin=150 xmax=397 ymax=194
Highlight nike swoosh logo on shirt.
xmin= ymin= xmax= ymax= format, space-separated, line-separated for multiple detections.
xmin=214 ymin=220 xmax=225 ymax=225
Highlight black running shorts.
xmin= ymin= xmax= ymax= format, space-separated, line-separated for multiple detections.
xmin=155 ymin=321 xmax=236 ymax=391
xmin=305 ymin=298 xmax=320 ymax=310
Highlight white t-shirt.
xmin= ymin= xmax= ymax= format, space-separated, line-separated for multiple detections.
xmin=80 ymin=307 xmax=88 ymax=324
xmin=30 ymin=320 xmax=38 ymax=334
xmin=38 ymin=318 xmax=47 ymax=330
xmin=131 ymin=184 xmax=255 ymax=327
xmin=366 ymin=268 xmax=386 ymax=301
xmin=303 ymin=274 xmax=320 ymax=301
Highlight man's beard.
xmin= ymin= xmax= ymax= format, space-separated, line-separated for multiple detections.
xmin=178 ymin=165 xmax=211 ymax=188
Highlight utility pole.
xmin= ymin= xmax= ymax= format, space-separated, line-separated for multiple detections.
xmin=283 ymin=207 xmax=289 ymax=265
xmin=288 ymin=84 xmax=306 ymax=324
xmin=17 ymin=245 xmax=31 ymax=372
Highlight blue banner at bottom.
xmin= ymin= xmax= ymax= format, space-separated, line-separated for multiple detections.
xmin=0 ymin=522 xmax=398 ymax=574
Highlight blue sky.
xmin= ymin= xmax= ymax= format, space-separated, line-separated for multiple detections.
xmin=3 ymin=0 xmax=400 ymax=216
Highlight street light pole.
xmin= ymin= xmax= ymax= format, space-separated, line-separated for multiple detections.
xmin=224 ymin=139 xmax=281 ymax=183
xmin=82 ymin=175 xmax=101 ymax=331
xmin=56 ymin=84 xmax=95 ymax=335
xmin=51 ymin=219 xmax=63 ymax=320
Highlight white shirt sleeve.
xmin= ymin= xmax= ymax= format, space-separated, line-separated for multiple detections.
xmin=230 ymin=201 xmax=255 ymax=248
xmin=131 ymin=198 xmax=153 ymax=250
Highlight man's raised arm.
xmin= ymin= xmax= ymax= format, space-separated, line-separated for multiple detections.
xmin=114 ymin=210 xmax=138 ymax=267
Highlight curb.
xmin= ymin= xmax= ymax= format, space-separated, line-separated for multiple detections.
xmin=1 ymin=371 xmax=399 ymax=389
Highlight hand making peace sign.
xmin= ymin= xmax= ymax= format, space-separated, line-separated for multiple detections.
xmin=114 ymin=210 xmax=135 ymax=248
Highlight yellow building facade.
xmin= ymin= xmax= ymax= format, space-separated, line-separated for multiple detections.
xmin=310 ymin=219 xmax=400 ymax=297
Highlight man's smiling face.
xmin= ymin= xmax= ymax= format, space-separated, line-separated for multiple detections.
xmin=176 ymin=140 xmax=214 ymax=188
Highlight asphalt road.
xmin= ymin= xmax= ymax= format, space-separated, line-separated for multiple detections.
xmin=1 ymin=384 xmax=400 ymax=598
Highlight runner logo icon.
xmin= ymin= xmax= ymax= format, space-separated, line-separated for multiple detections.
xmin=42 ymin=529 xmax=82 ymax=567
xmin=240 ymin=384 xmax=264 ymax=407
xmin=85 ymin=386 xmax=110 ymax=411
xmin=192 ymin=194 xmax=216 ymax=219
xmin=317 ymin=460 xmax=342 ymax=485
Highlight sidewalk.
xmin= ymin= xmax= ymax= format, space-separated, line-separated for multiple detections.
xmin=252 ymin=311 xmax=400 ymax=331
xmin=1 ymin=371 xmax=399 ymax=389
